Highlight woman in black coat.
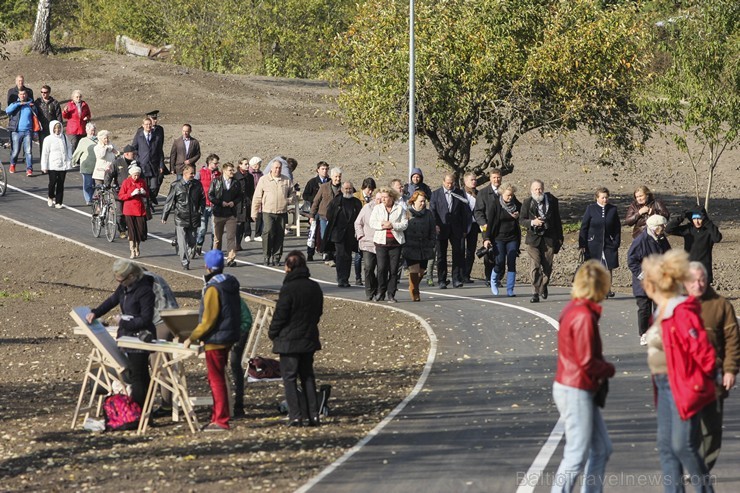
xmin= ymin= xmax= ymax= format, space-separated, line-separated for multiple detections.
xmin=86 ymin=259 xmax=156 ymax=407
xmin=268 ymin=250 xmax=324 ymax=426
xmin=579 ymin=187 xmax=621 ymax=296
xmin=402 ymin=190 xmax=436 ymax=301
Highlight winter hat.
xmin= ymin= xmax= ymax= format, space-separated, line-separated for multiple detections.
xmin=122 ymin=144 xmax=136 ymax=153
xmin=410 ymin=167 xmax=423 ymax=180
xmin=204 ymin=249 xmax=224 ymax=271
xmin=646 ymin=215 xmax=667 ymax=228
xmin=691 ymin=212 xmax=703 ymax=220
xmin=129 ymin=165 xmax=142 ymax=175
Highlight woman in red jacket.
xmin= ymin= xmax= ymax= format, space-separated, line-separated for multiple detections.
xmin=118 ymin=165 xmax=149 ymax=259
xmin=552 ymin=260 xmax=615 ymax=493
xmin=61 ymin=89 xmax=92 ymax=152
xmin=643 ymin=249 xmax=716 ymax=492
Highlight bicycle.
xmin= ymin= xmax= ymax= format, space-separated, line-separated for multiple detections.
xmin=90 ymin=184 xmax=118 ymax=242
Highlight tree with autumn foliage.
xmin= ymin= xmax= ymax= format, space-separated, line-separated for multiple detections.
xmin=333 ymin=0 xmax=653 ymax=182
xmin=645 ymin=0 xmax=739 ymax=210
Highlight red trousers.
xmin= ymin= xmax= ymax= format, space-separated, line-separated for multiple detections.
xmin=206 ymin=348 xmax=230 ymax=429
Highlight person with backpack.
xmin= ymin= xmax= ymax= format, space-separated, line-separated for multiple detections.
xmin=183 ymin=250 xmax=241 ymax=431
xmin=86 ymin=259 xmax=156 ymax=408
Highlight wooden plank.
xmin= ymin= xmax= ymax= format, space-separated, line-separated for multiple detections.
xmin=70 ymin=307 xmax=128 ymax=373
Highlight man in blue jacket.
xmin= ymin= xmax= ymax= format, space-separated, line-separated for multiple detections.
xmin=5 ymin=89 xmax=38 ymax=176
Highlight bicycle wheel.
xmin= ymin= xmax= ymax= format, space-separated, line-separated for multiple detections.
xmin=104 ymin=204 xmax=117 ymax=242
xmin=0 ymin=163 xmax=7 ymax=196
xmin=91 ymin=198 xmax=102 ymax=237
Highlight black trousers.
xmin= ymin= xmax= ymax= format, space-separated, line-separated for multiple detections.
xmin=636 ymin=296 xmax=654 ymax=336
xmin=125 ymin=351 xmax=151 ymax=408
xmin=376 ymin=245 xmax=402 ymax=298
xmin=229 ymin=329 xmax=249 ymax=412
xmin=47 ymin=170 xmax=67 ymax=205
xmin=363 ymin=250 xmax=378 ymax=299
xmin=334 ymin=242 xmax=352 ymax=285
xmin=436 ymin=229 xmax=464 ymax=285
xmin=279 ymin=352 xmax=318 ymax=422
xmin=464 ymin=226 xmax=478 ymax=280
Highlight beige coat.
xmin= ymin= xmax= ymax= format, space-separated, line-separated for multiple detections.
xmin=251 ymin=174 xmax=295 ymax=217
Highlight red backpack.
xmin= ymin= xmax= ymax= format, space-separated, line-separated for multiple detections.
xmin=103 ymin=394 xmax=142 ymax=431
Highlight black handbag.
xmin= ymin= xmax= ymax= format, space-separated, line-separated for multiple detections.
xmin=594 ymin=379 xmax=609 ymax=408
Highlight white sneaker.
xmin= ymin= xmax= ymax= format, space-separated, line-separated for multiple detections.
xmin=47 ymin=197 xmax=53 ymax=207
xmin=244 ymin=236 xmax=252 ymax=243
xmin=254 ymin=236 xmax=262 ymax=242
xmin=640 ymin=334 xmax=647 ymax=346
xmin=54 ymin=204 xmax=63 ymax=209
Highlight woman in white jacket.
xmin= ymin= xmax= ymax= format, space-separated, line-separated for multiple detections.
xmin=41 ymin=120 xmax=73 ymax=208
xmin=92 ymin=130 xmax=119 ymax=184
xmin=369 ymin=187 xmax=408 ymax=302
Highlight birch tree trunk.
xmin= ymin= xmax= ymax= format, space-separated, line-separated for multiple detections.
xmin=31 ymin=0 xmax=52 ymax=55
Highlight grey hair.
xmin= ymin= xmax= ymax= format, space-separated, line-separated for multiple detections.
xmin=688 ymin=261 xmax=708 ymax=278
xmin=531 ymin=179 xmax=544 ymax=189
xmin=499 ymin=182 xmax=517 ymax=194
xmin=72 ymin=89 xmax=82 ymax=98
xmin=330 ymin=167 xmax=342 ymax=177
xmin=97 ymin=130 xmax=110 ymax=140
xmin=85 ymin=122 xmax=96 ymax=133
xmin=112 ymin=259 xmax=144 ymax=281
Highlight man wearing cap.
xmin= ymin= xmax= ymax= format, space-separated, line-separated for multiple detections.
xmin=131 ymin=116 xmax=164 ymax=205
xmin=169 ymin=123 xmax=201 ymax=179
xmin=627 ymin=214 xmax=671 ymax=345
xmin=105 ymin=144 xmax=138 ymax=238
xmin=183 ymin=249 xmax=241 ymax=431
xmin=667 ymin=208 xmax=723 ymax=284
xmin=162 ymin=164 xmax=206 ymax=270
xmin=684 ymin=261 xmax=740 ymax=471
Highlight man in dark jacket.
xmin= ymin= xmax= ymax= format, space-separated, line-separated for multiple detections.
xmin=666 ymin=208 xmax=722 ymax=284
xmin=474 ymin=168 xmax=503 ymax=286
xmin=310 ymin=167 xmax=343 ymax=264
xmin=131 ymin=117 xmax=164 ymax=204
xmin=324 ymin=182 xmax=363 ymax=287
xmin=34 ymin=84 xmax=63 ymax=157
xmin=429 ymin=173 xmax=470 ymax=288
xmin=7 ymin=74 xmax=33 ymax=105
xmin=105 ymin=144 xmax=137 ymax=238
xmin=627 ymin=214 xmax=671 ymax=345
xmin=269 ymin=250 xmax=323 ymax=427
xmin=234 ymin=158 xmax=256 ymax=248
xmin=209 ymin=163 xmax=243 ymax=267
xmin=162 ymin=164 xmax=206 ymax=270
xmin=302 ymin=161 xmax=330 ymax=261
xmin=520 ymin=179 xmax=564 ymax=303
xmin=184 ymin=249 xmax=241 ymax=431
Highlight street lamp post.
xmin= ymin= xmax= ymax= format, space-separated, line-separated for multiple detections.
xmin=408 ymin=0 xmax=416 ymax=181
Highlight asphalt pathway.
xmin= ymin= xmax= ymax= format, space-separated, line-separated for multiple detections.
xmin=2 ymin=166 xmax=739 ymax=493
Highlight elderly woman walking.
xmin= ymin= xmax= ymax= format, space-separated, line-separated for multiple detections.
xmin=40 ymin=120 xmax=73 ymax=209
xmin=62 ymin=89 xmax=92 ymax=152
xmin=118 ymin=165 xmax=149 ymax=258
xmin=71 ymin=122 xmax=97 ymax=205
xmin=92 ymin=130 xmax=119 ymax=185
xmin=402 ymin=190 xmax=436 ymax=301
xmin=579 ymin=187 xmax=621 ymax=297
xmin=369 ymin=187 xmax=408 ymax=303
xmin=551 ymin=260 xmax=615 ymax=493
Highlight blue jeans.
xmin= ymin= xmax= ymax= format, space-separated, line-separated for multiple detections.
xmin=552 ymin=381 xmax=612 ymax=493
xmin=655 ymin=374 xmax=714 ymax=493
xmin=81 ymin=173 xmax=95 ymax=204
xmin=494 ymin=239 xmax=519 ymax=275
xmin=196 ymin=206 xmax=213 ymax=247
xmin=11 ymin=130 xmax=33 ymax=170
